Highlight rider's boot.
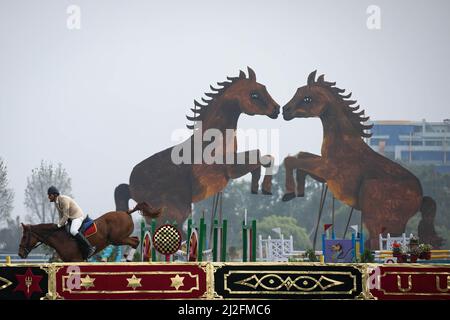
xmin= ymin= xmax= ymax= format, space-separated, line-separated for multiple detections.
xmin=74 ymin=232 xmax=96 ymax=259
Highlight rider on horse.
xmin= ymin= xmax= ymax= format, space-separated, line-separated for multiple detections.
xmin=47 ymin=186 xmax=96 ymax=259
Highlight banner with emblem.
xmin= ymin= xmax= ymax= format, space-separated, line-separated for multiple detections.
xmin=0 ymin=265 xmax=49 ymax=300
xmin=52 ymin=263 xmax=208 ymax=300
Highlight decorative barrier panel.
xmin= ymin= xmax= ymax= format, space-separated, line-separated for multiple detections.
xmin=0 ymin=264 xmax=49 ymax=300
xmin=213 ymin=263 xmax=364 ymax=299
xmin=369 ymin=264 xmax=450 ymax=300
xmin=2 ymin=262 xmax=450 ymax=300
xmin=52 ymin=262 xmax=208 ymax=300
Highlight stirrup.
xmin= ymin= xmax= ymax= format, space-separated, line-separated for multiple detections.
xmin=87 ymin=246 xmax=97 ymax=258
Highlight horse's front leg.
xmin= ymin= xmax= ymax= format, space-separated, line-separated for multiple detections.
xmin=282 ymin=152 xmax=327 ymax=201
xmin=226 ymin=150 xmax=274 ymax=195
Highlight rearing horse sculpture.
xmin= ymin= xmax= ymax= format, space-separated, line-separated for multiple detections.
xmin=115 ymin=67 xmax=280 ymax=227
xmin=282 ymin=71 xmax=442 ymax=249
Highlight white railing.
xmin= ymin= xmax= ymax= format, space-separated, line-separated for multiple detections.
xmin=378 ymin=233 xmax=414 ymax=251
xmin=258 ymin=234 xmax=305 ymax=262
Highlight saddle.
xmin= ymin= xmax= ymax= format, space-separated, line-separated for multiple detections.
xmin=78 ymin=216 xmax=97 ymax=238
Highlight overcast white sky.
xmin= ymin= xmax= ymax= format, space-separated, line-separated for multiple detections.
xmin=1 ymin=0 xmax=449 ymax=220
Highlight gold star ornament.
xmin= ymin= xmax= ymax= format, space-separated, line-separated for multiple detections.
xmin=80 ymin=275 xmax=95 ymax=289
xmin=127 ymin=275 xmax=142 ymax=290
xmin=170 ymin=274 xmax=185 ymax=290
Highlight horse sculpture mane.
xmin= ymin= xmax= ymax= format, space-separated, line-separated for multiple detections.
xmin=186 ymin=69 xmax=255 ymax=129
xmin=307 ymin=70 xmax=373 ymax=138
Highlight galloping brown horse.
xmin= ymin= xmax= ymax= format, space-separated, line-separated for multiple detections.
xmin=282 ymin=71 xmax=442 ymax=249
xmin=18 ymin=202 xmax=161 ymax=262
xmin=115 ymin=67 xmax=280 ymax=227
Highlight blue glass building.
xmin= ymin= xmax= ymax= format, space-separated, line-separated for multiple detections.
xmin=367 ymin=119 xmax=450 ymax=174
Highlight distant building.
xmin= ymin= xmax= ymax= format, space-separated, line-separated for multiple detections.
xmin=367 ymin=119 xmax=450 ymax=174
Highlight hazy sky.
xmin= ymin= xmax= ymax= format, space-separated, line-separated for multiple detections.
xmin=1 ymin=0 xmax=449 ymax=220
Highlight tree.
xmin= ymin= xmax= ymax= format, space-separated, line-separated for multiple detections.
xmin=0 ymin=216 xmax=21 ymax=253
xmin=258 ymin=215 xmax=312 ymax=249
xmin=0 ymin=158 xmax=14 ymax=227
xmin=24 ymin=161 xmax=72 ymax=224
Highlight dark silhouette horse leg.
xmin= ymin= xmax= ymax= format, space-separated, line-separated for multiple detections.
xmin=359 ymin=178 xmax=423 ymax=249
xmin=419 ymin=196 xmax=443 ymax=248
xmin=115 ymin=183 xmax=131 ymax=211
xmin=283 ymin=152 xmax=327 ymax=201
xmin=227 ymin=150 xmax=274 ymax=195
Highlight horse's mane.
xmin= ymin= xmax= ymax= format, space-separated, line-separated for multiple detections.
xmin=185 ymin=68 xmax=256 ymax=130
xmin=30 ymin=223 xmax=63 ymax=238
xmin=308 ymin=71 xmax=373 ymax=138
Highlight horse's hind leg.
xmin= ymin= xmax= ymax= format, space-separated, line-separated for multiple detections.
xmin=359 ymin=179 xmax=421 ymax=249
xmin=116 ymin=236 xmax=140 ymax=262
xmin=283 ymin=152 xmax=326 ymax=201
xmin=227 ymin=150 xmax=274 ymax=195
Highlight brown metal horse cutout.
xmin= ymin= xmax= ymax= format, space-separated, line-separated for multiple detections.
xmin=115 ymin=67 xmax=280 ymax=227
xmin=282 ymin=71 xmax=442 ymax=249
xmin=18 ymin=202 xmax=161 ymax=262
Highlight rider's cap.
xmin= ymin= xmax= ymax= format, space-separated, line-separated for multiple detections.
xmin=47 ymin=186 xmax=60 ymax=195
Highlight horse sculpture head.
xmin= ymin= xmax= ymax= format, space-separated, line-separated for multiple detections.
xmin=229 ymin=67 xmax=280 ymax=119
xmin=282 ymin=70 xmax=372 ymax=138
xmin=186 ymin=67 xmax=280 ymax=129
xmin=18 ymin=223 xmax=40 ymax=259
xmin=283 ymin=70 xmax=335 ymax=120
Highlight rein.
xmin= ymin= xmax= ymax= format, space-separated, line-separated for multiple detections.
xmin=20 ymin=226 xmax=61 ymax=255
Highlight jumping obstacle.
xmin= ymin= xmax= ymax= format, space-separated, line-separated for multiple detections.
xmin=378 ymin=232 xmax=414 ymax=251
xmin=242 ymin=217 xmax=257 ymax=262
xmin=187 ymin=215 xmax=256 ymax=262
xmin=258 ymin=233 xmax=303 ymax=262
xmin=140 ymin=212 xmax=256 ymax=262
xmin=322 ymin=226 xmax=364 ymax=263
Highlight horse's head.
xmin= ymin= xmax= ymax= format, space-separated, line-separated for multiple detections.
xmin=283 ymin=70 xmax=334 ymax=121
xmin=227 ymin=67 xmax=280 ymax=119
xmin=18 ymin=223 xmax=40 ymax=258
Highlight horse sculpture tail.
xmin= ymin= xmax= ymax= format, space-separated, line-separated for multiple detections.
xmin=127 ymin=202 xmax=163 ymax=219
xmin=114 ymin=183 xmax=131 ymax=212
xmin=418 ymin=196 xmax=443 ymax=248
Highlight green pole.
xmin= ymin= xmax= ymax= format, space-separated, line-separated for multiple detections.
xmin=140 ymin=219 xmax=145 ymax=262
xmin=221 ymin=219 xmax=227 ymax=261
xmin=199 ymin=217 xmax=205 ymax=262
xmin=252 ymin=219 xmax=257 ymax=262
xmin=242 ymin=221 xmax=248 ymax=262
xmin=151 ymin=218 xmax=157 ymax=262
xmin=187 ymin=218 xmax=192 ymax=261
xmin=213 ymin=219 xmax=218 ymax=262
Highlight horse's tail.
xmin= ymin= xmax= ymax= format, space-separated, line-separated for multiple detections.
xmin=418 ymin=196 xmax=443 ymax=248
xmin=114 ymin=183 xmax=131 ymax=212
xmin=128 ymin=202 xmax=163 ymax=219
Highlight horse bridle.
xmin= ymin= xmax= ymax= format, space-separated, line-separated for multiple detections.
xmin=20 ymin=225 xmax=60 ymax=256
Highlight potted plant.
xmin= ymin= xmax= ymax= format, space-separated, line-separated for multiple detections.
xmin=305 ymin=248 xmax=318 ymax=262
xmin=409 ymin=246 xmax=421 ymax=263
xmin=419 ymin=243 xmax=432 ymax=260
xmin=392 ymin=242 xmax=402 ymax=257
xmin=409 ymin=235 xmax=419 ymax=251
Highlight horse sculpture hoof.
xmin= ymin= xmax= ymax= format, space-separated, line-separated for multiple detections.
xmin=282 ymin=193 xmax=296 ymax=202
xmin=251 ymin=190 xmax=258 ymax=194
xmin=262 ymin=189 xmax=272 ymax=195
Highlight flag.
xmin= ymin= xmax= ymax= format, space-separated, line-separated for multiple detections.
xmin=324 ymin=224 xmax=333 ymax=232
xmin=272 ymin=227 xmax=281 ymax=235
